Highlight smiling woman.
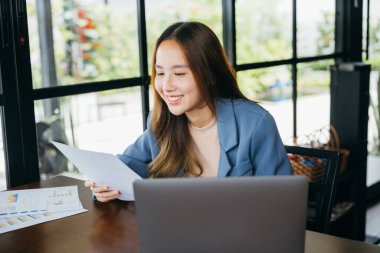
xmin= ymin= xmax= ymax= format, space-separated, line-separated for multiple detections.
xmin=86 ymin=21 xmax=293 ymax=202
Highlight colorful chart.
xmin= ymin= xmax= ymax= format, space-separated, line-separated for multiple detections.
xmin=7 ymin=194 xmax=18 ymax=203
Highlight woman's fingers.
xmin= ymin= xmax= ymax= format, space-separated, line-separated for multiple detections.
xmin=84 ymin=180 xmax=95 ymax=187
xmin=95 ymin=190 xmax=120 ymax=202
xmin=84 ymin=180 xmax=120 ymax=202
xmin=90 ymin=185 xmax=109 ymax=193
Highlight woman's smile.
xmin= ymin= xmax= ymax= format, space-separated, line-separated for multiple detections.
xmin=166 ymin=95 xmax=184 ymax=104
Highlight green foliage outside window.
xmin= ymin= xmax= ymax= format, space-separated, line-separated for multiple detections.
xmin=316 ymin=11 xmax=335 ymax=56
xmin=297 ymin=10 xmax=334 ymax=98
xmin=27 ymin=0 xmax=334 ymax=101
xmin=58 ymin=1 xmax=140 ymax=84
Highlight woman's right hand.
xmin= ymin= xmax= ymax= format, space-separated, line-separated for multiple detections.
xmin=84 ymin=180 xmax=120 ymax=202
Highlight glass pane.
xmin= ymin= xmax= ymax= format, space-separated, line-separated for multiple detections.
xmin=0 ymin=67 xmax=2 ymax=94
xmin=35 ymin=87 xmax=143 ymax=179
xmin=296 ymin=60 xmax=331 ymax=137
xmin=149 ymin=86 xmax=154 ymax=111
xmin=367 ymin=0 xmax=380 ymax=154
xmin=368 ymin=70 xmax=380 ymax=156
xmin=27 ymin=0 xmax=139 ymax=88
xmin=236 ymin=0 xmax=292 ymax=64
xmin=237 ymin=66 xmax=293 ymax=141
xmin=362 ymin=0 xmax=368 ymax=60
xmin=368 ymin=0 xmax=380 ymax=61
xmin=367 ymin=0 xmax=380 ymax=187
xmin=0 ymin=109 xmax=7 ymax=190
xmin=297 ymin=0 xmax=335 ymax=57
xmin=145 ymin=0 xmax=222 ymax=71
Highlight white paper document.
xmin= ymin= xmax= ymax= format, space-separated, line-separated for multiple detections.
xmin=0 ymin=209 xmax=87 ymax=234
xmin=51 ymin=141 xmax=142 ymax=201
xmin=0 ymin=186 xmax=83 ymax=217
xmin=0 ymin=185 xmax=87 ymax=234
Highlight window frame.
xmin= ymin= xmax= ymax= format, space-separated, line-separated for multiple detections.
xmin=0 ymin=0 xmax=362 ymax=188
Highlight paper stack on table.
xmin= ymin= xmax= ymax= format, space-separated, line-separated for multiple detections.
xmin=0 ymin=185 xmax=87 ymax=234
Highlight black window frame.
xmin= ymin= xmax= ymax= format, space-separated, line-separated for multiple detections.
xmin=0 ymin=0 xmax=363 ymax=189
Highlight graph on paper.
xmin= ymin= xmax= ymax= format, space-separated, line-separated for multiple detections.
xmin=0 ymin=186 xmax=83 ymax=217
xmin=0 ymin=209 xmax=87 ymax=234
xmin=0 ymin=185 xmax=87 ymax=234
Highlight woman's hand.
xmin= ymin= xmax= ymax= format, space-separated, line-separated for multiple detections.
xmin=84 ymin=180 xmax=120 ymax=202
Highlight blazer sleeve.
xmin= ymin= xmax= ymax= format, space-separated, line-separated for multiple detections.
xmin=117 ymin=114 xmax=158 ymax=178
xmin=250 ymin=112 xmax=293 ymax=175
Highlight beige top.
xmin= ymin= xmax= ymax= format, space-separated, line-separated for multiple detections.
xmin=188 ymin=117 xmax=220 ymax=177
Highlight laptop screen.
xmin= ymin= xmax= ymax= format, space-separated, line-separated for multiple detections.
xmin=134 ymin=176 xmax=308 ymax=253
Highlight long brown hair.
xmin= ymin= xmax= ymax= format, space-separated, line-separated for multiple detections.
xmin=149 ymin=22 xmax=246 ymax=178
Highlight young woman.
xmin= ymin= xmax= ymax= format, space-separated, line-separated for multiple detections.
xmin=86 ymin=21 xmax=292 ymax=202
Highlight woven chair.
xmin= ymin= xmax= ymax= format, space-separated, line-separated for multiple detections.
xmin=285 ymin=145 xmax=341 ymax=233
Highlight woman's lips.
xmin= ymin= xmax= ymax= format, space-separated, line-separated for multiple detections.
xmin=166 ymin=95 xmax=183 ymax=104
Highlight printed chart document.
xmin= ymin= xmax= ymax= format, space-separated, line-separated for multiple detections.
xmin=0 ymin=186 xmax=83 ymax=217
xmin=51 ymin=141 xmax=142 ymax=201
xmin=0 ymin=209 xmax=87 ymax=234
xmin=0 ymin=186 xmax=87 ymax=234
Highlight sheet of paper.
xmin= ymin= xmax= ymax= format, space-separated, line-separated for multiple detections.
xmin=0 ymin=186 xmax=83 ymax=217
xmin=0 ymin=208 xmax=87 ymax=234
xmin=51 ymin=141 xmax=142 ymax=201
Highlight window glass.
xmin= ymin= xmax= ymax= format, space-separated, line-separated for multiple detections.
xmin=296 ymin=60 xmax=331 ymax=137
xmin=367 ymin=0 xmax=380 ymax=186
xmin=0 ymin=109 xmax=6 ymax=190
xmin=237 ymin=66 xmax=293 ymax=140
xmin=0 ymin=108 xmax=7 ymax=191
xmin=27 ymin=0 xmax=139 ymax=88
xmin=0 ymin=65 xmax=2 ymax=94
xmin=1 ymin=63 xmax=6 ymax=190
xmin=362 ymin=0 xmax=368 ymax=60
xmin=236 ymin=0 xmax=292 ymax=64
xmin=298 ymin=0 xmax=335 ymax=57
xmin=145 ymin=0 xmax=222 ymax=71
xmin=35 ymin=87 xmax=143 ymax=180
xmin=368 ymin=0 xmax=380 ymax=61
xmin=149 ymin=86 xmax=155 ymax=111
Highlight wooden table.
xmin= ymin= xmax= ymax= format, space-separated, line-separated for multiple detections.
xmin=0 ymin=176 xmax=379 ymax=253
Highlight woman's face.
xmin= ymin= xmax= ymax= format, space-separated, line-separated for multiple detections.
xmin=154 ymin=40 xmax=206 ymax=118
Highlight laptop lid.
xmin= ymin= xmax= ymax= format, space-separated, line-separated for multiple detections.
xmin=134 ymin=176 xmax=308 ymax=253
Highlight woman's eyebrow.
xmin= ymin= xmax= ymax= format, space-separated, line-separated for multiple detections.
xmin=172 ymin=64 xmax=189 ymax=68
xmin=154 ymin=64 xmax=189 ymax=69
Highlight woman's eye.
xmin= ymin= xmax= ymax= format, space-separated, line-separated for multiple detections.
xmin=156 ymin=72 xmax=164 ymax=76
xmin=175 ymin=73 xmax=186 ymax=76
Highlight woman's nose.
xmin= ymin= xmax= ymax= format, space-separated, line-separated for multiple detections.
xmin=163 ymin=75 xmax=175 ymax=91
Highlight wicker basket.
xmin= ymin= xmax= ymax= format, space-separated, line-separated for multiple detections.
xmin=288 ymin=154 xmax=327 ymax=183
xmin=288 ymin=125 xmax=349 ymax=174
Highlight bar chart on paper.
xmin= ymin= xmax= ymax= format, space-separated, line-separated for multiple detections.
xmin=0 ymin=186 xmax=87 ymax=234
xmin=0 ymin=186 xmax=83 ymax=216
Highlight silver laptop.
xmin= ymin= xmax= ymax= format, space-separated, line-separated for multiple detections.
xmin=134 ymin=176 xmax=308 ymax=253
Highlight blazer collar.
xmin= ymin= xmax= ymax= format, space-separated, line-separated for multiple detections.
xmin=216 ymin=98 xmax=238 ymax=152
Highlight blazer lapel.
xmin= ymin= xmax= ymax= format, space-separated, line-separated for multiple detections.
xmin=216 ymin=98 xmax=238 ymax=177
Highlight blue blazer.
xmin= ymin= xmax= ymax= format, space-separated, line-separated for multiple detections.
xmin=118 ymin=98 xmax=293 ymax=178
